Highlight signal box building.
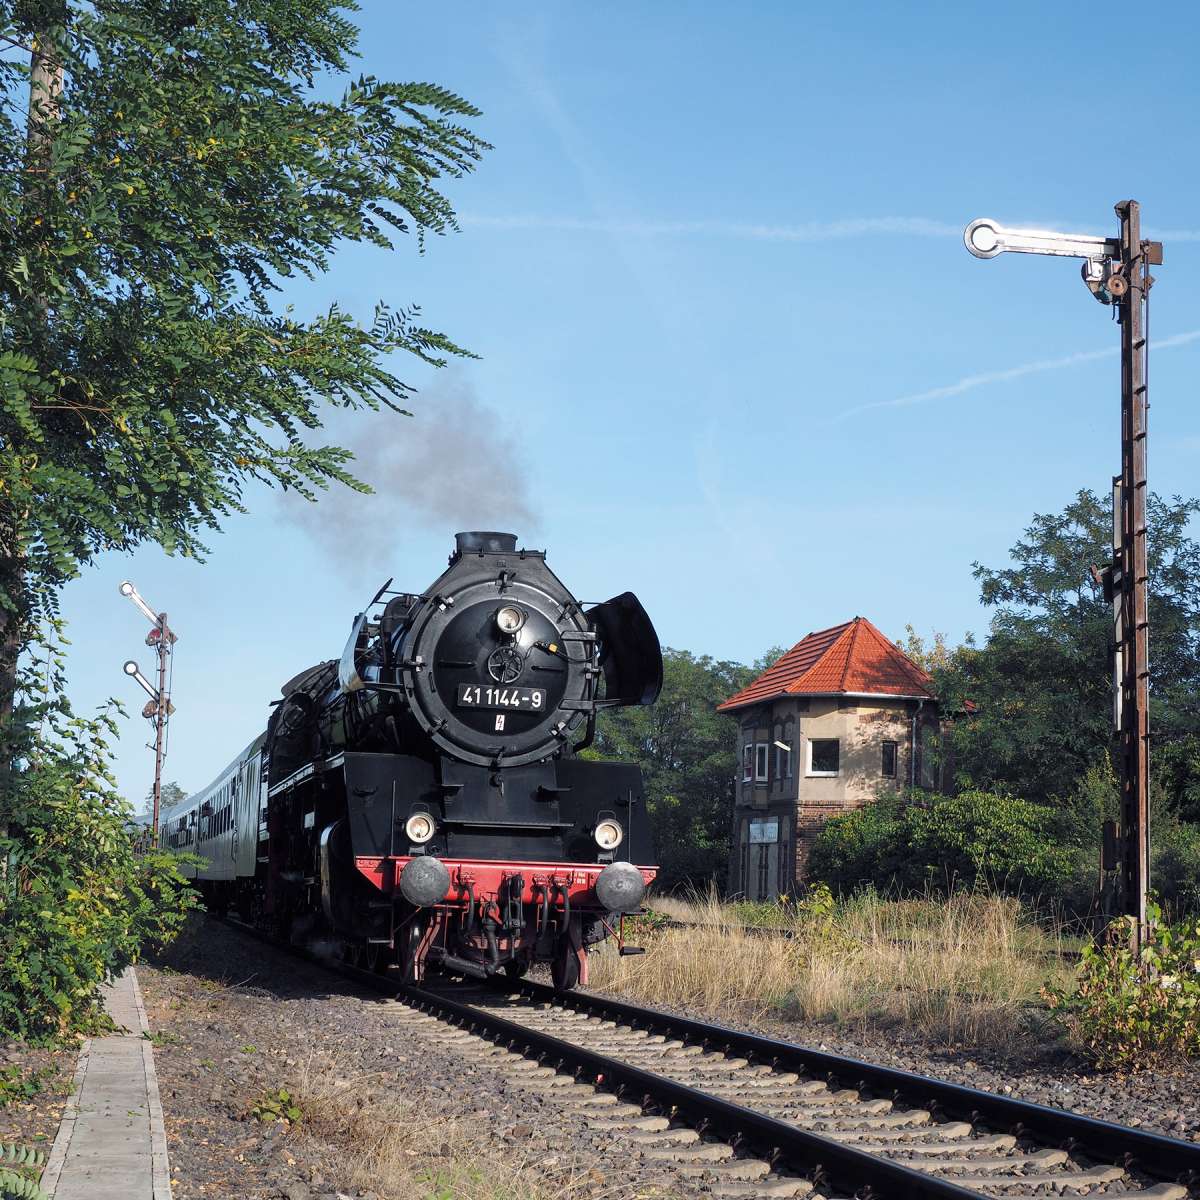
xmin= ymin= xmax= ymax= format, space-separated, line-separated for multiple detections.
xmin=718 ymin=617 xmax=941 ymax=901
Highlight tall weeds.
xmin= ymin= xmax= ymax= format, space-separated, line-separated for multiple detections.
xmin=591 ymin=888 xmax=1072 ymax=1049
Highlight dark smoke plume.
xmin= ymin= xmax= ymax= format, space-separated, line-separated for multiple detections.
xmin=279 ymin=374 xmax=537 ymax=565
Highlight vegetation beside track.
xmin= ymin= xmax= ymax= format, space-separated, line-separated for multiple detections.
xmin=604 ymin=889 xmax=1200 ymax=1071
xmin=597 ymin=889 xmax=1073 ymax=1051
xmin=1044 ymin=905 xmax=1200 ymax=1070
xmin=0 ymin=629 xmax=198 ymax=1040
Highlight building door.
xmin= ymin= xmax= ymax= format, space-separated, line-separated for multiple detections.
xmin=747 ymin=816 xmax=781 ymax=901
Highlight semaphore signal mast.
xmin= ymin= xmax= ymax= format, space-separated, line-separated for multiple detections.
xmin=119 ymin=581 xmax=178 ymax=847
xmin=964 ymin=202 xmax=1160 ymax=949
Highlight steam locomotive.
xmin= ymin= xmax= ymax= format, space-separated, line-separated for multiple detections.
xmin=159 ymin=532 xmax=662 ymax=989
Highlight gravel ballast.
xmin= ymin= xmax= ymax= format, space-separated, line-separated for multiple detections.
xmin=138 ymin=917 xmax=1199 ymax=1200
xmin=584 ymin=984 xmax=1200 ymax=1144
xmin=140 ymin=918 xmax=702 ymax=1200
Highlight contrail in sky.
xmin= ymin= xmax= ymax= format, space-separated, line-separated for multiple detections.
xmin=460 ymin=214 xmax=1200 ymax=247
xmin=461 ymin=214 xmax=1200 ymax=244
xmin=835 ymin=329 xmax=1200 ymax=422
xmin=460 ymin=214 xmax=961 ymax=241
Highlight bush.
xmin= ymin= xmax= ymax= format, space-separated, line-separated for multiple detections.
xmin=1154 ymin=823 xmax=1200 ymax=919
xmin=0 ymin=627 xmax=199 ymax=1040
xmin=809 ymin=789 xmax=1080 ymax=902
xmin=1044 ymin=903 xmax=1200 ymax=1069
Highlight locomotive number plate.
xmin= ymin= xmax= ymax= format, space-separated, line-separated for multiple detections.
xmin=457 ymin=684 xmax=546 ymax=712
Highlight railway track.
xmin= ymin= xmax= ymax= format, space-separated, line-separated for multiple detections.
xmin=216 ymin=919 xmax=1200 ymax=1200
xmin=648 ymin=916 xmax=1083 ymax=964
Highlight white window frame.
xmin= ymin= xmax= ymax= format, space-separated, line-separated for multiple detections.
xmin=754 ymin=742 xmax=769 ymax=782
xmin=807 ymin=738 xmax=840 ymax=777
xmin=881 ymin=740 xmax=898 ymax=779
xmin=742 ymin=743 xmax=754 ymax=783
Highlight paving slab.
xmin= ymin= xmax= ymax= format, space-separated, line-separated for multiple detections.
xmin=40 ymin=967 xmax=172 ymax=1199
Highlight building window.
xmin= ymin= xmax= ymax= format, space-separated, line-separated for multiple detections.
xmin=922 ymin=726 xmax=939 ymax=790
xmin=754 ymin=742 xmax=769 ymax=782
xmin=773 ymin=724 xmax=791 ymax=782
xmin=742 ymin=743 xmax=753 ymax=782
xmin=808 ymin=738 xmax=839 ymax=776
xmin=881 ymin=740 xmax=898 ymax=778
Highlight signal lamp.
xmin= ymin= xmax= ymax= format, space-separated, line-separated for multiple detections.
xmin=594 ymin=819 xmax=624 ymax=851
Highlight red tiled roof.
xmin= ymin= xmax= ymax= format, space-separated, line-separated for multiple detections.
xmin=717 ymin=617 xmax=936 ymax=712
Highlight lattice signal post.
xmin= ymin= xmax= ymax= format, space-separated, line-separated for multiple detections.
xmin=119 ymin=581 xmax=178 ymax=847
xmin=964 ymin=203 xmax=1161 ymax=948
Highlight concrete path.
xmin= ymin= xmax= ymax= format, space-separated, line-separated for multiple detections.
xmin=41 ymin=967 xmax=172 ymax=1199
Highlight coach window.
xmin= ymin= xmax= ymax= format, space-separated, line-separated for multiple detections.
xmin=881 ymin=740 xmax=898 ymax=778
xmin=754 ymin=742 xmax=769 ymax=783
xmin=808 ymin=738 xmax=839 ymax=776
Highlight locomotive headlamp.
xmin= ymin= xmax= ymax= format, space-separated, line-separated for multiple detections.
xmin=405 ymin=812 xmax=436 ymax=844
xmin=495 ymin=605 xmax=526 ymax=635
xmin=594 ymin=819 xmax=624 ymax=851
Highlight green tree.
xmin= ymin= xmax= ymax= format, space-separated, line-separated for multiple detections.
xmin=808 ymin=789 xmax=1079 ymax=903
xmin=896 ymin=624 xmax=962 ymax=673
xmin=937 ymin=489 xmax=1200 ymax=818
xmin=590 ymin=649 xmax=755 ymax=890
xmin=137 ymin=780 xmax=186 ymax=828
xmin=0 ymin=626 xmax=198 ymax=1038
xmin=0 ymin=1 xmax=488 ymax=729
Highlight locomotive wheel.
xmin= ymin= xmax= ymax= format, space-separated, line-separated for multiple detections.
xmin=551 ymin=945 xmax=580 ymax=991
xmin=364 ymin=943 xmax=391 ymax=974
xmin=396 ymin=915 xmax=427 ymax=983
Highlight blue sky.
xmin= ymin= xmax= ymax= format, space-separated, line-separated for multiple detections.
xmin=61 ymin=2 xmax=1200 ymax=805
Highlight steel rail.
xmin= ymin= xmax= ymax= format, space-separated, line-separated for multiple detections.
xmin=397 ymin=980 xmax=983 ymax=1200
xmin=514 ymin=979 xmax=1200 ymax=1184
xmin=212 ymin=917 xmax=973 ymax=1197
xmin=210 ymin=916 xmax=1199 ymax=1193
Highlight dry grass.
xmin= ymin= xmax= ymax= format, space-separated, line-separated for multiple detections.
xmin=292 ymin=1053 xmax=627 ymax=1200
xmin=591 ymin=889 xmax=1075 ymax=1049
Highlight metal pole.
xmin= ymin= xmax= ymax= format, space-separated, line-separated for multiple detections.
xmin=1115 ymin=200 xmax=1153 ymax=946
xmin=151 ymin=613 xmax=170 ymax=848
xmin=963 ymin=205 xmax=1161 ymax=948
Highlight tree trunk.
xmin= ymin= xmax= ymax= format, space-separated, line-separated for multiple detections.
xmin=0 ymin=24 xmax=64 ymax=778
xmin=27 ymin=29 xmax=62 ymax=161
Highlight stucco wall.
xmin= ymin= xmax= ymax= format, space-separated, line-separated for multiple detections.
xmin=728 ymin=695 xmax=939 ymax=895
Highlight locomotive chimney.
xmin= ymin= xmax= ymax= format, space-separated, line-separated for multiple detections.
xmin=453 ymin=531 xmax=518 ymax=559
